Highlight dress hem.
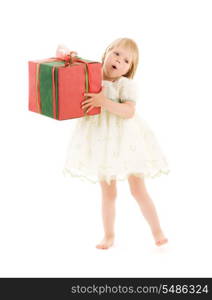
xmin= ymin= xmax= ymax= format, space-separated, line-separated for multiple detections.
xmin=62 ymin=167 xmax=171 ymax=185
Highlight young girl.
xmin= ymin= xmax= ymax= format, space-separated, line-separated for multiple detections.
xmin=62 ymin=38 xmax=170 ymax=250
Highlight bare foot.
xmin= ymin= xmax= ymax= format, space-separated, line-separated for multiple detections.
xmin=153 ymin=231 xmax=168 ymax=246
xmin=96 ymin=236 xmax=114 ymax=250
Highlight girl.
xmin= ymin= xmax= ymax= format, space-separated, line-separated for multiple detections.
xmin=62 ymin=38 xmax=170 ymax=250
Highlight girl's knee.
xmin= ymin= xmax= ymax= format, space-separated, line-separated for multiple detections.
xmin=100 ymin=180 xmax=117 ymax=199
xmin=128 ymin=175 xmax=148 ymax=199
xmin=102 ymin=188 xmax=117 ymax=200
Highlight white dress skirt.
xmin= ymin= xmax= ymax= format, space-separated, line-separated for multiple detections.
xmin=63 ymin=76 xmax=170 ymax=185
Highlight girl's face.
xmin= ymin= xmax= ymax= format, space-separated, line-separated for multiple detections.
xmin=103 ymin=46 xmax=132 ymax=80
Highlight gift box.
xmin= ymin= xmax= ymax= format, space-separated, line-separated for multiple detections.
xmin=28 ymin=53 xmax=102 ymax=120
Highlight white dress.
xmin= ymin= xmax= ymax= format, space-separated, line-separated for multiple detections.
xmin=62 ymin=76 xmax=170 ymax=185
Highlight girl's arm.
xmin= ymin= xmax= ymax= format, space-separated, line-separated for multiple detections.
xmin=101 ymin=98 xmax=135 ymax=119
xmin=83 ymin=88 xmax=135 ymax=118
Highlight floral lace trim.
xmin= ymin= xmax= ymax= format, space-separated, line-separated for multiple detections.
xmin=62 ymin=167 xmax=171 ymax=185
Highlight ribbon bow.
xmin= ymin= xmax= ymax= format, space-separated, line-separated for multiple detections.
xmin=56 ymin=44 xmax=78 ymax=66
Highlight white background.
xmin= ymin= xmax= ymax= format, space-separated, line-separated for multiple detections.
xmin=0 ymin=0 xmax=212 ymax=277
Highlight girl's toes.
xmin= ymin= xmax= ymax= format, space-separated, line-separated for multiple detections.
xmin=96 ymin=243 xmax=105 ymax=249
xmin=156 ymin=238 xmax=168 ymax=246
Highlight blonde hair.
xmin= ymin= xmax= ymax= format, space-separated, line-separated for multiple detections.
xmin=101 ymin=37 xmax=139 ymax=79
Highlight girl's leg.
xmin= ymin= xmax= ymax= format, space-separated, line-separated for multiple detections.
xmin=128 ymin=174 xmax=168 ymax=246
xmin=96 ymin=179 xmax=117 ymax=250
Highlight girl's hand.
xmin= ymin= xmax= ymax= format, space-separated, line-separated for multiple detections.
xmin=82 ymin=87 xmax=106 ymax=113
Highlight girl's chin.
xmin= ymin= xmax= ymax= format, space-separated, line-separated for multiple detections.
xmin=103 ymin=69 xmax=121 ymax=80
xmin=108 ymin=70 xmax=120 ymax=78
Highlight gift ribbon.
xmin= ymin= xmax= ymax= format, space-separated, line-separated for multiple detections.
xmin=35 ymin=53 xmax=92 ymax=119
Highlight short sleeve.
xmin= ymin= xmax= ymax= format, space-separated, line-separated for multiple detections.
xmin=119 ymin=78 xmax=138 ymax=103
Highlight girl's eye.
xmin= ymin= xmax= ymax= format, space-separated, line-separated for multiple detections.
xmin=114 ymin=52 xmax=119 ymax=56
xmin=125 ymin=60 xmax=129 ymax=64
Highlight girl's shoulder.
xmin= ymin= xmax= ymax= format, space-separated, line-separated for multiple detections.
xmin=102 ymin=76 xmax=138 ymax=95
xmin=117 ymin=76 xmax=137 ymax=89
xmin=103 ymin=76 xmax=134 ymax=85
xmin=119 ymin=76 xmax=131 ymax=83
xmin=115 ymin=76 xmax=132 ymax=84
xmin=118 ymin=77 xmax=139 ymax=103
xmin=118 ymin=76 xmax=138 ymax=91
